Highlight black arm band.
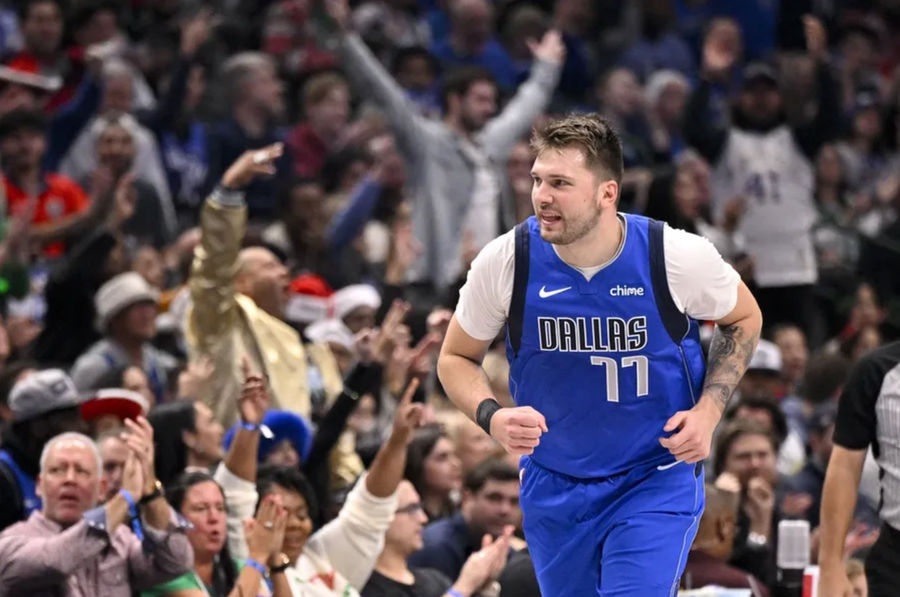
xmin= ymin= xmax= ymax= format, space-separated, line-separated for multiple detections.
xmin=476 ymin=398 xmax=502 ymax=435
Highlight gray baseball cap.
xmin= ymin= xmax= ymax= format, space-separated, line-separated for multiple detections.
xmin=8 ymin=369 xmax=86 ymax=422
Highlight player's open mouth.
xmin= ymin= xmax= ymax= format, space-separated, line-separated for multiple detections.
xmin=540 ymin=213 xmax=562 ymax=224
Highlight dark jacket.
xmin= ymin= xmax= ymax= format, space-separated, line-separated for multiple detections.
xmin=30 ymin=229 xmax=117 ymax=367
xmin=0 ymin=424 xmax=38 ymax=532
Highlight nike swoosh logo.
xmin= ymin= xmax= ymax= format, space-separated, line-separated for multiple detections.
xmin=656 ymin=460 xmax=682 ymax=471
xmin=539 ymin=285 xmax=572 ymax=298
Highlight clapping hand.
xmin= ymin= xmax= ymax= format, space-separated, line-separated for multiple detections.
xmin=120 ymin=449 xmax=144 ymax=498
xmin=244 ymin=495 xmax=288 ymax=564
xmin=454 ymin=525 xmax=515 ymax=595
xmin=122 ymin=416 xmax=157 ymax=497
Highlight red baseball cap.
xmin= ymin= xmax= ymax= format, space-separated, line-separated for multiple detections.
xmin=80 ymin=389 xmax=148 ymax=422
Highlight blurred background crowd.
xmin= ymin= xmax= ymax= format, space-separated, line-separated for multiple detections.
xmin=0 ymin=0 xmax=898 ymax=595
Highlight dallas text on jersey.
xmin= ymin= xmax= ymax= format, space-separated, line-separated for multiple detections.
xmin=538 ymin=316 xmax=648 ymax=353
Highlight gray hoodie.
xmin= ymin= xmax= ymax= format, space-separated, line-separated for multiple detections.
xmin=339 ymin=33 xmax=561 ymax=289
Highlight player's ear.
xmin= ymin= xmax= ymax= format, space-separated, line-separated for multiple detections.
xmin=596 ymin=179 xmax=618 ymax=208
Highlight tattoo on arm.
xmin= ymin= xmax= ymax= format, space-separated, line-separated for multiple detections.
xmin=702 ymin=323 xmax=760 ymax=412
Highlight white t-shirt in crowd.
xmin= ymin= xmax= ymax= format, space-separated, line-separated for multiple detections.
xmin=456 ymin=217 xmax=742 ymax=341
xmin=711 ymin=126 xmax=817 ymax=287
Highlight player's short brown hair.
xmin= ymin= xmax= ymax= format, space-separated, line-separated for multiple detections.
xmin=530 ymin=114 xmax=624 ymax=184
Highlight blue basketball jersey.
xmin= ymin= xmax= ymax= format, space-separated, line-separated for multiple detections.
xmin=505 ymin=214 xmax=706 ymax=478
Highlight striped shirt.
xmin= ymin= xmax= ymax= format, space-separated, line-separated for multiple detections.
xmin=834 ymin=341 xmax=900 ymax=530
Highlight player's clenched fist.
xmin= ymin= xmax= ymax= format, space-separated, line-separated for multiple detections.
xmin=658 ymin=399 xmax=720 ymax=463
xmin=490 ymin=406 xmax=548 ymax=456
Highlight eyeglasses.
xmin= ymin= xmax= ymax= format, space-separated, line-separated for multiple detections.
xmin=395 ymin=502 xmax=425 ymax=516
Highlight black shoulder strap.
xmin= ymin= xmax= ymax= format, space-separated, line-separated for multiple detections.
xmin=648 ymin=218 xmax=689 ymax=343
xmin=508 ymin=221 xmax=531 ymax=357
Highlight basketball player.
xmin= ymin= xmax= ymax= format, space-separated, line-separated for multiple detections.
xmin=437 ymin=114 xmax=763 ymax=596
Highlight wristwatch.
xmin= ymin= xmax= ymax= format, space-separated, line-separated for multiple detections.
xmin=270 ymin=553 xmax=291 ymax=574
xmin=747 ymin=531 xmax=768 ymax=549
xmin=139 ymin=479 xmax=164 ymax=505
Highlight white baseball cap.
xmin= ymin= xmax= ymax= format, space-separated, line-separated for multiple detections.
xmin=747 ymin=339 xmax=782 ymax=374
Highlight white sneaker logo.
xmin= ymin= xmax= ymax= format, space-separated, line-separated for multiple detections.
xmin=538 ymin=285 xmax=572 ymax=298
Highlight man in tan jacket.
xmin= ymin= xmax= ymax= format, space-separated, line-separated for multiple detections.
xmin=186 ymin=143 xmax=343 ymax=426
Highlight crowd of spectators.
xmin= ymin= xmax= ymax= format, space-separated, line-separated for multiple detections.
xmin=0 ymin=0 xmax=899 ymax=595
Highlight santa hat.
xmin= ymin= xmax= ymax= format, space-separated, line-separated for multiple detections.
xmin=285 ymin=274 xmax=334 ymax=325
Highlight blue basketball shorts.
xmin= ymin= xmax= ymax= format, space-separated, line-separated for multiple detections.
xmin=519 ymin=456 xmax=704 ymax=596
